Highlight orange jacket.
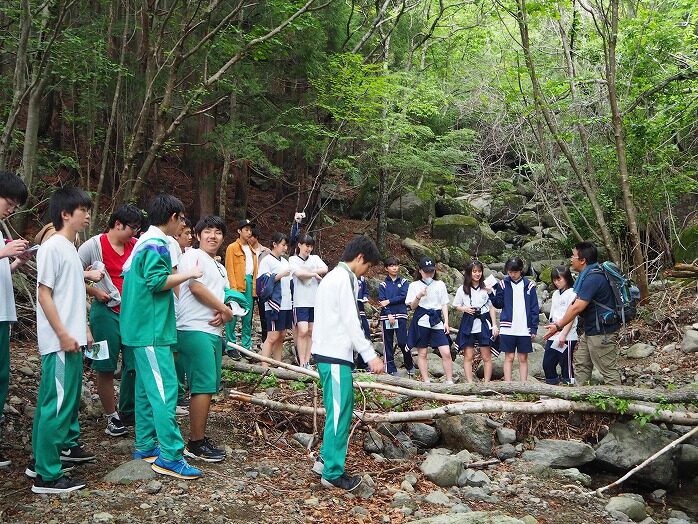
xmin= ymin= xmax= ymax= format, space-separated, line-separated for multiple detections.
xmin=225 ymin=239 xmax=258 ymax=297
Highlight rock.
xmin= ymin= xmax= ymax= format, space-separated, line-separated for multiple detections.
xmin=405 ymin=474 xmax=418 ymax=486
xmin=304 ymin=497 xmax=319 ymax=506
xmin=496 ymin=428 xmax=516 ymax=445
xmin=350 ymin=506 xmax=370 ymax=516
xmin=662 ymin=343 xmax=677 ymax=353
xmin=649 ymin=489 xmax=666 ymax=503
xmin=648 ymin=362 xmax=662 ymax=373
xmin=424 ymin=490 xmax=452 ymax=506
xmin=514 ymin=211 xmax=539 ymax=234
xmin=18 ymin=366 xmax=34 ymax=377
xmin=420 ymin=450 xmax=464 ymax=487
xmin=458 ymin=470 xmax=490 ymax=488
xmin=112 ymin=439 xmax=135 ymax=455
xmin=558 ymin=468 xmax=592 ymax=487
xmin=409 ymin=512 xmax=525 ymax=524
xmin=521 ymin=517 xmax=538 ymax=524
xmin=626 ymin=343 xmax=655 ymax=359
xmin=450 ymin=504 xmax=471 ymax=513
xmin=402 ymin=238 xmax=437 ymax=262
xmin=387 ymin=218 xmax=415 ymax=238
xmin=143 ymin=480 xmax=162 ymax=494
xmin=673 ymin=224 xmax=698 ymax=264
xmin=490 ymin=194 xmax=527 ymax=225
xmin=389 ymin=192 xmax=432 ymax=227
xmin=594 ymin=421 xmax=678 ymax=488
xmin=467 ymin=225 xmax=506 ymax=257
xmin=605 ymin=496 xmax=647 ymax=522
xmin=354 ymin=474 xmax=376 ymax=499
xmin=435 ymin=197 xmax=477 ymax=218
xmin=407 ymin=423 xmax=440 ymax=449
xmin=92 ymin=513 xmax=115 ymax=523
xmin=667 ymin=519 xmax=691 ymax=524
xmin=521 ymin=238 xmax=564 ymax=262
xmin=679 ymin=444 xmax=698 ymax=476
xmin=522 ymin=439 xmax=595 ymax=468
xmin=432 ymin=215 xmax=480 ymax=245
xmin=494 ymin=444 xmax=516 ymax=461
xmin=460 ymin=486 xmax=499 ymax=503
xmin=401 ymin=480 xmax=415 ymax=493
xmin=681 ymin=330 xmax=698 ymax=353
xmin=437 ymin=414 xmax=493 ymax=456
xmin=444 ymin=246 xmax=471 ymax=270
xmin=479 ymin=346 xmax=545 ymax=381
xmin=364 ymin=430 xmax=384 ymax=454
xmin=467 ymin=194 xmax=493 ymax=219
xmin=292 ymin=432 xmax=316 ymax=448
xmin=669 ymin=510 xmax=691 ymax=521
xmin=103 ymin=460 xmax=157 ymax=483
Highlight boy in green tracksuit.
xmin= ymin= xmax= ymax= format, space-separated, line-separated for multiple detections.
xmin=32 ymin=187 xmax=95 ymax=494
xmin=120 ymin=194 xmax=203 ymax=480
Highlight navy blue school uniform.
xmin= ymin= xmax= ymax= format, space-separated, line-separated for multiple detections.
xmin=354 ymin=276 xmax=370 ymax=369
xmin=453 ymin=285 xmax=495 ymax=353
xmin=405 ymin=279 xmax=451 ymax=350
xmin=489 ymin=276 xmax=539 ymax=354
xmin=378 ymin=275 xmax=414 ymax=374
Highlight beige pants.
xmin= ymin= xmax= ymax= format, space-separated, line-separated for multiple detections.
xmin=574 ymin=332 xmax=620 ymax=386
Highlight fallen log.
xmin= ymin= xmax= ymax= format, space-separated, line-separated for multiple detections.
xmin=227 ymin=342 xmax=698 ymax=405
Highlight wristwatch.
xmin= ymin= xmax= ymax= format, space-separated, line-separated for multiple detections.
xmin=554 ymin=323 xmax=563 ymax=332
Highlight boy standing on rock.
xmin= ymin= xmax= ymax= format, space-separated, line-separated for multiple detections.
xmin=311 ymin=236 xmax=383 ymax=491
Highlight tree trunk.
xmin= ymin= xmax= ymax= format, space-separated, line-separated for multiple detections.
xmin=376 ymin=33 xmax=391 ymax=255
xmin=232 ymin=160 xmax=250 ymax=222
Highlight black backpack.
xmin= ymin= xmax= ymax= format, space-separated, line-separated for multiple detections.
xmin=591 ymin=261 xmax=641 ymax=326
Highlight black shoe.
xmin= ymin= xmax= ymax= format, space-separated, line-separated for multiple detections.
xmin=120 ymin=413 xmax=135 ymax=427
xmin=203 ymin=436 xmax=226 ymax=456
xmin=321 ymin=473 xmax=363 ymax=491
xmin=60 ymin=445 xmax=95 ymax=463
xmin=105 ymin=415 xmax=127 ymax=437
xmin=32 ymin=474 xmax=86 ymax=494
xmin=0 ymin=451 xmax=11 ymax=467
xmin=184 ymin=439 xmax=226 ymax=463
xmin=177 ymin=397 xmax=190 ymax=408
xmin=226 ymin=348 xmax=241 ymax=361
xmin=25 ymin=460 xmax=74 ymax=479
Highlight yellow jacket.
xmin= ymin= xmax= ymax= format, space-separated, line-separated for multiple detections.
xmin=225 ymin=239 xmax=258 ymax=297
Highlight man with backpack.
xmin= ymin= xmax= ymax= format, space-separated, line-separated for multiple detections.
xmin=543 ymin=241 xmax=622 ymax=385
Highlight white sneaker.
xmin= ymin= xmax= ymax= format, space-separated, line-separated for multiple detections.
xmin=444 ymin=380 xmax=454 ymax=385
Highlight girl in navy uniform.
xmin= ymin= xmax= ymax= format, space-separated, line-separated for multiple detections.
xmin=405 ymin=257 xmax=453 ymax=384
xmin=453 ymin=260 xmax=498 ymax=383
xmin=543 ymin=266 xmax=577 ymax=384
xmin=379 ymin=257 xmax=414 ymax=376
xmin=487 ymin=257 xmax=539 ymax=382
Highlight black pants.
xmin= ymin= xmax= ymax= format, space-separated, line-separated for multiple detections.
xmin=257 ymin=297 xmax=267 ymax=343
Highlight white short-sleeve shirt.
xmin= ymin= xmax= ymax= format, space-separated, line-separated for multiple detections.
xmin=500 ymin=280 xmax=530 ymax=337
xmin=406 ymin=279 xmax=449 ymax=329
xmin=258 ymin=254 xmax=292 ymax=310
xmin=289 ymin=254 xmax=328 ymax=308
xmin=550 ymin=288 xmax=578 ymax=343
xmin=453 ymin=286 xmax=491 ymax=334
xmin=0 ymin=257 xmax=17 ymax=322
xmin=36 ymin=235 xmax=87 ymax=355
xmin=176 ymin=249 xmax=228 ymax=336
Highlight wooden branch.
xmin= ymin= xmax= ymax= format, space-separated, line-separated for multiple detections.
xmin=623 ymin=69 xmax=698 ymax=116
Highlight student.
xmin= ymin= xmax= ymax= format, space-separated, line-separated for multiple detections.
xmin=249 ymin=228 xmax=271 ymax=345
xmin=0 ymin=171 xmax=30 ymax=467
xmin=378 ymin=257 xmax=414 ymax=376
xmin=289 ymin=234 xmax=328 ymax=369
xmin=176 ymin=216 xmax=233 ymax=462
xmin=405 ymin=257 xmax=453 ymax=384
xmin=175 ymin=218 xmax=193 ymax=252
xmin=78 ymin=204 xmax=144 ymax=436
xmin=32 ymin=187 xmax=95 ymax=494
xmin=487 ymin=257 xmax=539 ymax=383
xmin=120 ymin=194 xmax=203 ymax=480
xmin=225 ymin=219 xmax=258 ymax=357
xmin=311 ymin=236 xmax=383 ymax=491
xmin=543 ymin=266 xmax=577 ymax=385
xmin=453 ymin=260 xmax=498 ymax=383
xmin=354 ymin=275 xmax=371 ymax=370
xmin=257 ymin=233 xmax=292 ymax=365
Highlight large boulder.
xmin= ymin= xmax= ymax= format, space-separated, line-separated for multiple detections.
xmin=678 ymin=444 xmax=698 ymax=477
xmin=387 ymin=218 xmax=415 ymax=238
xmin=432 ymin=215 xmax=480 ymax=245
xmin=437 ymin=262 xmax=464 ymax=293
xmin=435 ymin=196 xmax=478 ymax=218
xmin=681 ymin=330 xmax=698 ymax=353
xmin=626 ymin=343 xmax=655 ymax=358
xmin=419 ymin=450 xmax=464 ymax=487
xmin=402 ymin=238 xmax=437 ymax=262
xmin=466 ymin=195 xmax=493 ymax=219
xmin=522 ymin=439 xmax=595 ymax=468
xmin=605 ymin=495 xmax=647 ymax=522
xmin=409 ymin=512 xmax=526 ymax=524
xmin=388 ymin=192 xmax=432 ymax=227
xmin=594 ymin=421 xmax=679 ymax=488
xmin=349 ymin=180 xmax=378 ymax=218
xmin=477 ymin=344 xmax=545 ymax=380
xmin=521 ymin=238 xmax=565 ymax=262
xmin=436 ymin=414 xmax=493 ymax=456
xmin=490 ymin=194 xmax=527 ymax=225
xmin=103 ymin=460 xmax=157 ymax=483
xmin=467 ymin=225 xmax=507 ymax=257
xmin=674 ymin=225 xmax=698 ymax=264
xmin=444 ymin=246 xmax=471 ymax=270
xmin=514 ymin=211 xmax=540 ymax=234
xmin=406 ymin=423 xmax=440 ymax=449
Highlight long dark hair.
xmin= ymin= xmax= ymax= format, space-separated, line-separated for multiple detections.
xmin=551 ymin=265 xmax=575 ymax=290
xmin=462 ymin=259 xmax=485 ymax=296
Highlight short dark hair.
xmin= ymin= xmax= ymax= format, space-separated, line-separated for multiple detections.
xmin=183 ymin=217 xmax=193 ymax=230
xmin=463 ymin=259 xmax=485 ymax=295
xmin=297 ymin=233 xmax=315 ymax=246
xmin=384 ymin=257 xmax=399 ymax=267
xmin=551 ymin=265 xmax=575 ymax=289
xmin=108 ymin=204 xmax=144 ymax=229
xmin=574 ymin=241 xmax=598 ymax=264
xmin=505 ymin=257 xmax=524 ymax=272
xmin=270 ymin=232 xmax=289 ymax=246
xmin=194 ymin=215 xmax=226 ymax=236
xmin=251 ymin=227 xmax=261 ymax=239
xmin=147 ymin=194 xmax=184 ymax=226
xmin=342 ymin=235 xmax=380 ymax=265
xmin=49 ymin=187 xmax=92 ymax=231
xmin=0 ymin=171 xmax=28 ymax=205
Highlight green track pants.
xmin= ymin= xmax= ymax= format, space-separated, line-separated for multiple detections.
xmin=132 ymin=345 xmax=184 ymax=461
xmin=225 ymin=274 xmax=254 ymax=350
xmin=32 ymin=351 xmax=83 ymax=481
xmin=318 ymin=362 xmax=354 ymax=481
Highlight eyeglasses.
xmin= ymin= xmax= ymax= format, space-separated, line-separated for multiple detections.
xmin=126 ymin=224 xmax=141 ymax=234
xmin=570 ymin=256 xmax=580 ymax=260
xmin=178 ymin=215 xmax=186 ymax=222
xmin=2 ymin=197 xmax=20 ymax=211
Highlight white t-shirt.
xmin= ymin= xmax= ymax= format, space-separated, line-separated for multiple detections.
xmin=500 ymin=279 xmax=530 ymax=337
xmin=406 ymin=280 xmax=449 ymax=329
xmin=177 ymin=249 xmax=228 ymax=336
xmin=0 ymin=257 xmax=17 ymax=322
xmin=242 ymin=244 xmax=253 ymax=275
xmin=167 ymin=236 xmax=181 ymax=268
xmin=36 ymin=235 xmax=87 ymax=355
xmin=258 ymin=254 xmax=292 ymax=310
xmin=550 ymin=288 xmax=578 ymax=344
xmin=289 ymin=254 xmax=328 ymax=308
xmin=453 ymin=286 xmax=491 ymax=334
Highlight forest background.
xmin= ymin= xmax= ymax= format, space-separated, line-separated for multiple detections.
xmin=1 ymin=0 xmax=697 ymax=300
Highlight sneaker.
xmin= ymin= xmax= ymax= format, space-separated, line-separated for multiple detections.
xmin=321 ymin=473 xmax=363 ymax=492
xmin=151 ymin=456 xmax=202 ymax=479
xmin=312 ymin=456 xmax=324 ymax=476
xmin=406 ymin=368 xmax=416 ymax=378
xmin=184 ymin=439 xmax=225 ymax=463
xmin=444 ymin=380 xmax=454 ymax=386
xmin=120 ymin=413 xmax=135 ymax=427
xmin=60 ymin=446 xmax=95 ymax=463
xmin=203 ymin=436 xmax=226 ymax=456
xmin=105 ymin=415 xmax=127 ymax=437
xmin=31 ymin=475 xmax=86 ymax=494
xmin=133 ymin=447 xmax=160 ymax=463
xmin=226 ymin=348 xmax=242 ymax=361
xmin=25 ymin=460 xmax=74 ymax=479
xmin=177 ymin=397 xmax=191 ymax=408
xmin=0 ymin=452 xmax=11 ymax=467
xmin=175 ymin=405 xmax=189 ymax=416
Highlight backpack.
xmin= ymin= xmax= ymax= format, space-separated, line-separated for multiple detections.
xmin=591 ymin=261 xmax=641 ymax=326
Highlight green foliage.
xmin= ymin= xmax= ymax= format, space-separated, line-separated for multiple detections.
xmin=221 ymin=370 xmax=279 ymax=389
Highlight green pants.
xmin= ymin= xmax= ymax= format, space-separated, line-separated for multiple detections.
xmin=574 ymin=332 xmax=620 ymax=386
xmin=32 ymin=351 xmax=83 ymax=481
xmin=177 ymin=330 xmax=222 ymax=395
xmin=0 ymin=322 xmax=9 ymax=419
xmin=173 ymin=341 xmax=187 ymax=402
xmin=225 ymin=274 xmax=254 ymax=350
xmin=318 ymin=362 xmax=354 ymax=481
xmin=132 ymin=345 xmax=184 ymax=461
xmin=89 ymin=302 xmax=135 ymax=416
